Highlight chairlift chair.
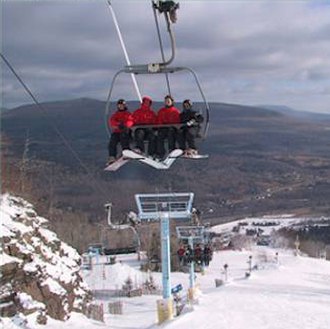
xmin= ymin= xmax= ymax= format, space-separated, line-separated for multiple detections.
xmin=105 ymin=1 xmax=210 ymax=170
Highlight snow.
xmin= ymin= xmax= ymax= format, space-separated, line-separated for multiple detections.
xmin=1 ymin=194 xmax=91 ymax=324
xmin=18 ymin=293 xmax=45 ymax=311
xmin=1 ymin=194 xmax=329 ymax=328
xmin=35 ymin=216 xmax=48 ymax=227
xmin=23 ymin=262 xmax=38 ymax=273
xmin=0 ymin=252 xmax=22 ymax=267
xmin=0 ymin=194 xmax=41 ymax=237
xmin=211 ymin=214 xmax=329 ymax=236
xmin=38 ymin=228 xmax=57 ymax=244
xmin=2 ymin=247 xmax=328 ymax=329
xmin=0 ymin=209 xmax=30 ymax=237
xmin=172 ymin=249 xmax=330 ymax=329
xmin=60 ymin=242 xmax=81 ymax=266
xmin=41 ymin=277 xmax=66 ymax=296
xmin=82 ymin=257 xmax=147 ymax=291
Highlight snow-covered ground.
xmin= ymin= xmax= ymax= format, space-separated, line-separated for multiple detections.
xmin=3 ymin=246 xmax=330 ymax=329
xmin=2 ymin=201 xmax=329 ymax=329
xmin=211 ymin=214 xmax=329 ymax=236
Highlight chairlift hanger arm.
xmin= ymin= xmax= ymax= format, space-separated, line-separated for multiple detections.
xmin=150 ymin=1 xmax=178 ymax=67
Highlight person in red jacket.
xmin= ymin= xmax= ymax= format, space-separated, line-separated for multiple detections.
xmin=156 ymin=95 xmax=180 ymax=159
xmin=132 ymin=96 xmax=157 ymax=157
xmin=177 ymin=244 xmax=186 ymax=266
xmin=107 ymin=99 xmax=134 ymax=164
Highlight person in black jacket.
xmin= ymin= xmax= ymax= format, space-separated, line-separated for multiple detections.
xmin=178 ymin=99 xmax=204 ymax=155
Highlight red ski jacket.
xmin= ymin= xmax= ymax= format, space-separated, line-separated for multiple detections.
xmin=109 ymin=110 xmax=134 ymax=133
xmin=156 ymin=106 xmax=180 ymax=125
xmin=132 ymin=104 xmax=157 ymax=125
xmin=177 ymin=248 xmax=186 ymax=257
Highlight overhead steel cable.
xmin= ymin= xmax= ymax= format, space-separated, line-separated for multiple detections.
xmin=0 ymin=52 xmax=109 ymax=199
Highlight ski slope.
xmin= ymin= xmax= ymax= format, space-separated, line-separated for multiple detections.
xmin=168 ymin=249 xmax=330 ymax=329
xmin=4 ymin=246 xmax=330 ymax=329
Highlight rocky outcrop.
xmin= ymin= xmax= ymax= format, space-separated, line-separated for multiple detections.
xmin=0 ymin=194 xmax=92 ymax=322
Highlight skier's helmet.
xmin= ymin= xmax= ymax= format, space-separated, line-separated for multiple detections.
xmin=183 ymin=99 xmax=193 ymax=109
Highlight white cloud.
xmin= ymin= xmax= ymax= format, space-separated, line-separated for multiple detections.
xmin=1 ymin=0 xmax=330 ymax=114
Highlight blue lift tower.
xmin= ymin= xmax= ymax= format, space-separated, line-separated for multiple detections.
xmin=135 ymin=192 xmax=194 ymax=323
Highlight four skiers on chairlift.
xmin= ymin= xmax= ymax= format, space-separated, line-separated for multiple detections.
xmin=107 ymin=95 xmax=203 ymax=164
xmin=177 ymin=243 xmax=213 ymax=267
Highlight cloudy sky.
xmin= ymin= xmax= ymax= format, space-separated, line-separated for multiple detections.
xmin=2 ymin=0 xmax=330 ymax=114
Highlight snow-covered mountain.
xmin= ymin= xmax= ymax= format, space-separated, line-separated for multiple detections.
xmin=1 ymin=195 xmax=330 ymax=329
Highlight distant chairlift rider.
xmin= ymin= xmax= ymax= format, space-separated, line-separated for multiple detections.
xmin=178 ymin=99 xmax=204 ymax=156
xmin=156 ymin=95 xmax=181 ymax=160
xmin=132 ymin=96 xmax=157 ymax=157
xmin=107 ymin=99 xmax=134 ymax=164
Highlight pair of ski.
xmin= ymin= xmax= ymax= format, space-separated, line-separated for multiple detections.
xmin=105 ymin=149 xmax=182 ymax=171
xmin=105 ymin=149 xmax=209 ymax=171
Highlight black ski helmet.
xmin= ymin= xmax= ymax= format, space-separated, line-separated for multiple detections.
xmin=183 ymin=99 xmax=193 ymax=108
xmin=117 ymin=99 xmax=126 ymax=105
xmin=117 ymin=99 xmax=127 ymax=110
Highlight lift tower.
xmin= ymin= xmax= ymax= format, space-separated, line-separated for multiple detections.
xmin=135 ymin=192 xmax=194 ymax=323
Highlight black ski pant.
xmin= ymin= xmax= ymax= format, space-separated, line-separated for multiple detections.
xmin=108 ymin=131 xmax=130 ymax=157
xmin=156 ymin=127 xmax=177 ymax=159
xmin=177 ymin=127 xmax=198 ymax=150
xmin=134 ymin=128 xmax=156 ymax=156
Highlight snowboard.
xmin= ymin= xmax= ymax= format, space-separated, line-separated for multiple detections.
xmin=104 ymin=156 xmax=130 ymax=171
xmin=122 ymin=150 xmax=168 ymax=169
xmin=122 ymin=149 xmax=183 ymax=169
xmin=162 ymin=149 xmax=183 ymax=167
xmin=181 ymin=153 xmax=209 ymax=159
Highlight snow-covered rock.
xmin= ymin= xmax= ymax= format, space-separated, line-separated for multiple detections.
xmin=0 ymin=194 xmax=92 ymax=322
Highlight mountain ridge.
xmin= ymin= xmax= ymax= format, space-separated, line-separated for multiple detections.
xmin=1 ymin=98 xmax=330 ymax=230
